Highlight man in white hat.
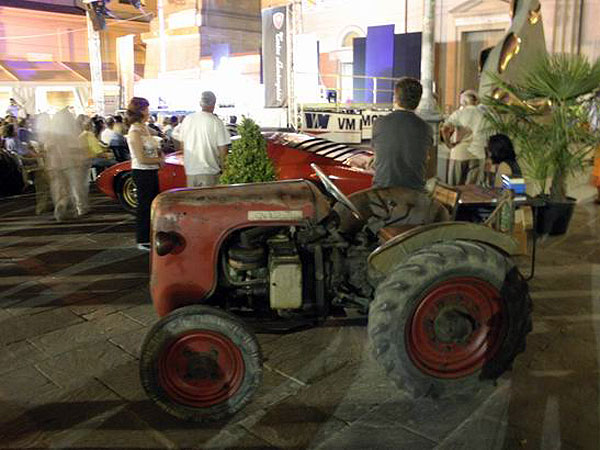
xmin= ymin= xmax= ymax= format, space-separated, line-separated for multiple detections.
xmin=175 ymin=91 xmax=231 ymax=187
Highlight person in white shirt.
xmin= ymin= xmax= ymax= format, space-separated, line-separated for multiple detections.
xmin=6 ymin=98 xmax=23 ymax=119
xmin=174 ymin=91 xmax=231 ymax=187
xmin=441 ymin=90 xmax=488 ymax=185
xmin=100 ymin=116 xmax=117 ymax=145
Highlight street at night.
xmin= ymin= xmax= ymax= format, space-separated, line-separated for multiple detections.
xmin=0 ymin=189 xmax=599 ymax=448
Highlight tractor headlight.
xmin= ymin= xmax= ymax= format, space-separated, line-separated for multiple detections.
xmin=155 ymin=231 xmax=184 ymax=256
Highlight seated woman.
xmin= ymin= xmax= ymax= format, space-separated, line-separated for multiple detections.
xmin=80 ymin=117 xmax=116 ymax=174
xmin=488 ymin=133 xmax=522 ymax=188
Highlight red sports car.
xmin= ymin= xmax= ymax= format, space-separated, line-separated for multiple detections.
xmin=96 ymin=131 xmax=374 ymax=213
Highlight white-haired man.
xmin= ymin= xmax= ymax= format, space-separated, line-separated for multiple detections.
xmin=441 ymin=89 xmax=487 ymax=185
xmin=175 ymin=91 xmax=231 ymax=187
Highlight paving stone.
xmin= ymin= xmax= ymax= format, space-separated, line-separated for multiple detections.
xmin=351 ymin=385 xmax=497 ymax=444
xmin=96 ymin=360 xmax=147 ymax=402
xmin=123 ymin=396 xmax=271 ymax=450
xmin=121 ymin=302 xmax=159 ymax=327
xmin=67 ymin=288 xmax=150 ymax=319
xmin=109 ymin=326 xmax=151 ymax=358
xmin=437 ymin=416 xmax=518 ymax=450
xmin=46 ymin=407 xmax=170 ymax=450
xmin=291 ymin=355 xmax=402 ymax=424
xmin=0 ymin=378 xmax=124 ymax=448
xmin=500 ymin=368 xmax=600 ymax=448
xmin=261 ymin=321 xmax=367 ymax=384
xmin=200 ymin=424 xmax=278 ymax=449
xmin=0 ymin=365 xmax=59 ymax=406
xmin=238 ymin=396 xmax=348 ymax=449
xmin=35 ymin=340 xmax=135 ymax=389
xmin=0 ymin=307 xmax=84 ymax=344
xmin=315 ymin=419 xmax=435 ymax=450
xmin=29 ymin=312 xmax=144 ymax=356
xmin=0 ymin=339 xmax=49 ymax=376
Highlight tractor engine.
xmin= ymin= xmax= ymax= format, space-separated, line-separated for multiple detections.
xmin=223 ymin=228 xmax=305 ymax=312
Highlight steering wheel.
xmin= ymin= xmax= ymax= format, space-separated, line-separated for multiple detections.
xmin=310 ymin=163 xmax=362 ymax=220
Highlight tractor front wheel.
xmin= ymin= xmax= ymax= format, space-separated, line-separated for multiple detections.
xmin=139 ymin=305 xmax=262 ymax=422
xmin=368 ymin=240 xmax=532 ymax=399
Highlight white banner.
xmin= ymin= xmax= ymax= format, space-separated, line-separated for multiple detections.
xmin=117 ymin=34 xmax=135 ymax=110
xmin=301 ymin=111 xmax=362 ymax=144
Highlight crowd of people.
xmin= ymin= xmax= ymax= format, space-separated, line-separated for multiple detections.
xmin=0 ymin=102 xmax=184 ymax=225
xmin=0 ymin=90 xmax=233 ymax=251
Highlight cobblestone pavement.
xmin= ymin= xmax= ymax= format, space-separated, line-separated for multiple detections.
xmin=0 ymin=189 xmax=599 ymax=449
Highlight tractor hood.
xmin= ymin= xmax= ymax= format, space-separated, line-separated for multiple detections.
xmin=150 ymin=180 xmax=331 ymax=316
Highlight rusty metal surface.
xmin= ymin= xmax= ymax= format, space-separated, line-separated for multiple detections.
xmin=150 ymin=180 xmax=331 ymax=317
xmin=368 ymin=222 xmax=519 ymax=275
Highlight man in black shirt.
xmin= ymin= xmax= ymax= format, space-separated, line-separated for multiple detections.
xmin=372 ymin=77 xmax=432 ymax=190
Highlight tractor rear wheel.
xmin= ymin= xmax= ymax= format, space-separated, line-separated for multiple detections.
xmin=368 ymin=240 xmax=532 ymax=399
xmin=139 ymin=305 xmax=262 ymax=422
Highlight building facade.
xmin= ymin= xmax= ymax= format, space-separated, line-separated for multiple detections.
xmin=0 ymin=0 xmax=155 ymax=114
xmin=262 ymin=0 xmax=600 ymax=112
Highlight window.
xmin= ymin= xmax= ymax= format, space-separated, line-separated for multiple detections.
xmin=341 ymin=31 xmax=360 ymax=48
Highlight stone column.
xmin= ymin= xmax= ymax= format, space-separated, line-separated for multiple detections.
xmin=417 ymin=0 xmax=442 ymax=178
xmin=86 ymin=10 xmax=104 ymax=116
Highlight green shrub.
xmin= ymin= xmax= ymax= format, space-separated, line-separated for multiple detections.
xmin=220 ymin=117 xmax=277 ymax=185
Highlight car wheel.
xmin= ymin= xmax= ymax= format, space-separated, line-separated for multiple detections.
xmin=368 ymin=240 xmax=532 ymax=399
xmin=116 ymin=172 xmax=137 ymax=214
xmin=139 ymin=305 xmax=263 ymax=422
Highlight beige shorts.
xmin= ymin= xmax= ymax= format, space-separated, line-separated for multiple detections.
xmin=186 ymin=174 xmax=220 ymax=188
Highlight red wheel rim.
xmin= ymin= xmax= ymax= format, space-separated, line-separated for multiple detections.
xmin=406 ymin=277 xmax=507 ymax=379
xmin=158 ymin=330 xmax=245 ymax=407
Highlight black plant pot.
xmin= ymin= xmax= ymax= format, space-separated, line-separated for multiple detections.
xmin=535 ymin=197 xmax=576 ymax=236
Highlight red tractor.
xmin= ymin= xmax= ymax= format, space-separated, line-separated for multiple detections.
xmin=139 ymin=164 xmax=532 ymax=422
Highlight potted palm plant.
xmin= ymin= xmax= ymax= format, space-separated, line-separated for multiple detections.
xmin=220 ymin=117 xmax=277 ymax=185
xmin=483 ymin=53 xmax=600 ymax=235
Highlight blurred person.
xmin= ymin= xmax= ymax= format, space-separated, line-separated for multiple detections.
xmin=45 ymin=107 xmax=90 ymax=221
xmin=126 ymin=97 xmax=164 ymax=251
xmin=3 ymin=124 xmax=26 ymax=156
xmin=100 ymin=116 xmax=117 ymax=145
xmin=109 ymin=118 xmax=130 ymax=162
xmin=163 ymin=115 xmax=178 ymax=139
xmin=161 ymin=115 xmax=180 ymax=154
xmin=80 ymin=116 xmax=115 ymax=174
xmin=76 ymin=114 xmax=88 ymax=132
xmin=175 ymin=91 xmax=230 ymax=187
xmin=441 ymin=90 xmax=487 ymax=185
xmin=147 ymin=114 xmax=163 ymax=137
xmin=32 ymin=112 xmax=53 ymax=214
xmin=17 ymin=118 xmax=33 ymax=145
xmin=488 ymin=134 xmax=522 ymax=188
xmin=6 ymin=98 xmax=23 ymax=119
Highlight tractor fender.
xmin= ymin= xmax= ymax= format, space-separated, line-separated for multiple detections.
xmin=368 ymin=221 xmax=519 ymax=276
